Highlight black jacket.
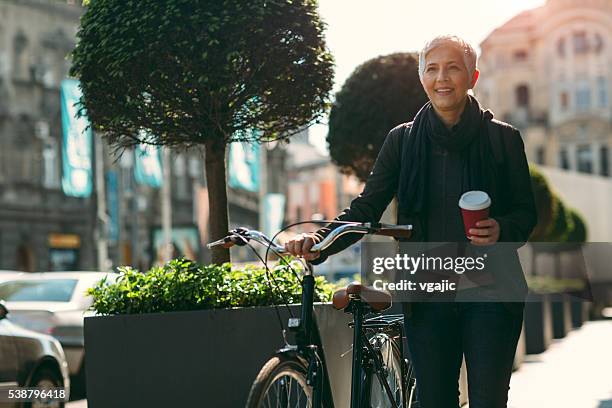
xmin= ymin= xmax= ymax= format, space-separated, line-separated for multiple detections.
xmin=313 ymin=119 xmax=537 ymax=300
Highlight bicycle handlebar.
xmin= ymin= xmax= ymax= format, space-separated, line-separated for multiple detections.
xmin=206 ymin=222 xmax=412 ymax=255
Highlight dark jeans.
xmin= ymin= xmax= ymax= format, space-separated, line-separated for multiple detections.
xmin=403 ymin=302 xmax=524 ymax=408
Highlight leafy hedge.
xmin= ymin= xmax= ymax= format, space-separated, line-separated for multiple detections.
xmin=88 ymin=259 xmax=336 ymax=315
xmin=566 ymin=208 xmax=587 ymax=243
xmin=529 ymin=165 xmax=587 ymax=243
xmin=526 ymin=276 xmax=585 ymax=294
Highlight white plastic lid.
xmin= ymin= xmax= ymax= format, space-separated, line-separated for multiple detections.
xmin=459 ymin=190 xmax=491 ymax=211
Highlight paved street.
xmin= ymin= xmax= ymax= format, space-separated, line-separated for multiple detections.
xmin=508 ymin=320 xmax=612 ymax=408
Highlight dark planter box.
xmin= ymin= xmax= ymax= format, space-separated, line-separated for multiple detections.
xmin=569 ymin=296 xmax=590 ymax=328
xmin=523 ymin=293 xmax=553 ymax=354
xmin=550 ymin=293 xmax=572 ymax=339
xmin=84 ymin=304 xmax=356 ymax=408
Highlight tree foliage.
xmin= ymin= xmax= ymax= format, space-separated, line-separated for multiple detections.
xmin=528 ymin=165 xmax=587 ymax=243
xmin=529 ymin=165 xmax=556 ymax=240
xmin=327 ymin=53 xmax=427 ymax=181
xmin=71 ymin=0 xmax=334 ymax=147
xmin=566 ymin=208 xmax=587 ymax=243
xmin=71 ymin=0 xmax=334 ymax=264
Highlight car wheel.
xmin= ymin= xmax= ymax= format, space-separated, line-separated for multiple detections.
xmin=24 ymin=367 xmax=65 ymax=408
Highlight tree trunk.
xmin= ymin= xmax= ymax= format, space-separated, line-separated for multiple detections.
xmin=204 ymin=138 xmax=230 ymax=264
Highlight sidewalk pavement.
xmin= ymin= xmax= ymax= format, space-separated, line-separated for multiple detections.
xmin=508 ymin=320 xmax=612 ymax=408
xmin=65 ymin=321 xmax=612 ymax=408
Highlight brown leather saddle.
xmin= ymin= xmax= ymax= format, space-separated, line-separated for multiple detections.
xmin=332 ymin=282 xmax=392 ymax=312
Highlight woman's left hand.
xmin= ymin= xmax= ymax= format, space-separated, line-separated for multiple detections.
xmin=468 ymin=218 xmax=500 ymax=245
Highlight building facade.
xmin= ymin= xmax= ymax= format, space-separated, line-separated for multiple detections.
xmin=476 ymin=0 xmax=612 ymax=177
xmin=0 ymin=1 xmax=223 ymax=271
xmin=0 ymin=0 xmax=96 ymax=271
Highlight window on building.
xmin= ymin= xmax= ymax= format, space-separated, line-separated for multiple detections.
xmin=576 ymin=145 xmax=593 ymax=174
xmin=594 ymin=33 xmax=604 ymax=54
xmin=575 ymin=81 xmax=591 ymax=111
xmin=12 ymin=31 xmax=28 ymax=78
xmin=560 ymin=91 xmax=569 ymax=110
xmin=601 ymin=146 xmax=610 ymax=177
xmin=173 ymin=154 xmax=188 ymax=199
xmin=597 ymin=77 xmax=608 ymax=108
xmin=573 ymin=31 xmax=589 ymax=54
xmin=516 ymin=85 xmax=530 ymax=107
xmin=536 ymin=146 xmax=546 ymax=165
xmin=557 ymin=37 xmax=566 ymax=57
xmin=42 ymin=139 xmax=59 ymax=189
xmin=560 ymin=148 xmax=570 ymax=170
xmin=513 ymin=50 xmax=528 ymax=62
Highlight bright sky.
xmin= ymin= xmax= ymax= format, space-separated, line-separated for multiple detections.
xmin=309 ymin=0 xmax=547 ymax=153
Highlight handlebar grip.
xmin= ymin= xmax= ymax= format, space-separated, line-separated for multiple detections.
xmin=373 ymin=224 xmax=413 ymax=239
xmin=207 ymin=236 xmax=238 ymax=249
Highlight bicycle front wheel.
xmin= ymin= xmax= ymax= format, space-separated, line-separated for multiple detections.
xmin=246 ymin=354 xmax=312 ymax=408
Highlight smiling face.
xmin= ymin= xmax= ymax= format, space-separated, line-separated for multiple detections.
xmin=421 ymin=45 xmax=479 ymax=116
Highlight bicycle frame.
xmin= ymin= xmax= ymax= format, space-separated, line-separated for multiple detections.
xmin=208 ymin=224 xmax=413 ymax=408
xmin=283 ymin=262 xmax=327 ymax=407
xmin=266 ymin=261 xmax=407 ymax=408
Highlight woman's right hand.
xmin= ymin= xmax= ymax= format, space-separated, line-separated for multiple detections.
xmin=284 ymin=233 xmax=321 ymax=261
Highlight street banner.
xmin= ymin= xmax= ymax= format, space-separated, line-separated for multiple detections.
xmin=228 ymin=140 xmax=260 ymax=192
xmin=263 ymin=193 xmax=286 ymax=238
xmin=151 ymin=226 xmax=200 ymax=265
xmin=60 ymin=79 xmax=93 ymax=197
xmin=106 ymin=170 xmax=120 ymax=244
xmin=134 ymin=143 xmax=163 ymax=188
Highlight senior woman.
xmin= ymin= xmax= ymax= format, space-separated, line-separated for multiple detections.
xmin=285 ymin=35 xmax=536 ymax=407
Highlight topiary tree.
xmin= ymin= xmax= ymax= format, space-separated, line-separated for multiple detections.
xmin=529 ymin=165 xmax=556 ymax=240
xmin=71 ymin=0 xmax=334 ymax=264
xmin=566 ymin=208 xmax=588 ymax=243
xmin=327 ymin=53 xmax=428 ymax=181
xmin=544 ymin=196 xmax=574 ymax=242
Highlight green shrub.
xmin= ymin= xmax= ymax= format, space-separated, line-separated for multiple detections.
xmin=526 ymin=276 xmax=585 ymax=294
xmin=88 ymin=258 xmax=336 ymax=315
xmin=529 ymin=165 xmax=556 ymax=241
xmin=566 ymin=208 xmax=588 ymax=243
xmin=544 ymin=197 xmax=574 ymax=242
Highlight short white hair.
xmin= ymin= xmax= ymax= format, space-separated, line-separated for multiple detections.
xmin=418 ymin=35 xmax=477 ymax=81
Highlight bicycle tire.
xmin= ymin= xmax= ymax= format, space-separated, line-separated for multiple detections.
xmin=246 ymin=354 xmax=313 ymax=408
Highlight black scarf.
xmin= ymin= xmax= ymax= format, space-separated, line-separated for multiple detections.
xmin=398 ymin=95 xmax=499 ymax=218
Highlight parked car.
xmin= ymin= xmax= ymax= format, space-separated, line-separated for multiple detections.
xmin=0 ymin=272 xmax=116 ymax=399
xmin=0 ymin=300 xmax=70 ymax=407
xmin=0 ymin=271 xmax=23 ymax=283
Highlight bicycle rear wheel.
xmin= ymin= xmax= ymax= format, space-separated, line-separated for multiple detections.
xmin=246 ymin=354 xmax=312 ymax=408
xmin=367 ymin=332 xmax=404 ymax=407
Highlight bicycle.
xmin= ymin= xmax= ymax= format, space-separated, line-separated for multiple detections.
xmin=208 ymin=222 xmax=419 ymax=408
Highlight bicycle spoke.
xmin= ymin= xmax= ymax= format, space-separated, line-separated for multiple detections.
xmin=287 ymin=376 xmax=292 ymax=406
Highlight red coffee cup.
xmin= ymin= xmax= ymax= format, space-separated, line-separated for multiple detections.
xmin=459 ymin=191 xmax=491 ymax=238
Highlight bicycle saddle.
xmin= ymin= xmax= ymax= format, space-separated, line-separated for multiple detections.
xmin=332 ymin=282 xmax=392 ymax=312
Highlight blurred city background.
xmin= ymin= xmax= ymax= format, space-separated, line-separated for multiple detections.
xmin=0 ymin=0 xmax=610 ymax=276
xmin=0 ymin=0 xmax=611 ymax=406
